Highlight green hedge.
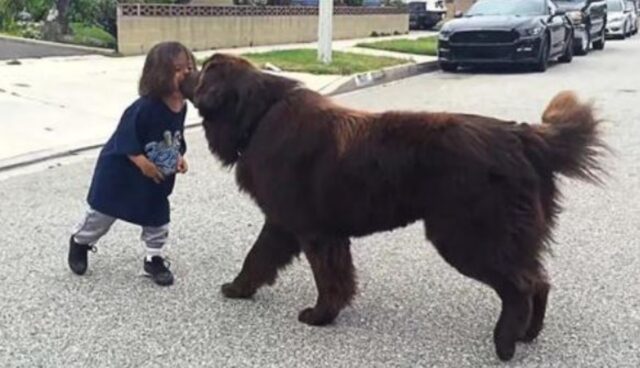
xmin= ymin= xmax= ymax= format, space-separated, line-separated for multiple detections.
xmin=69 ymin=22 xmax=116 ymax=48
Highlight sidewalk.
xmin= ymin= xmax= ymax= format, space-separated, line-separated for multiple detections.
xmin=0 ymin=32 xmax=437 ymax=171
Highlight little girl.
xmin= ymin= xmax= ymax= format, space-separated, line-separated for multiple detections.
xmin=68 ymin=41 xmax=196 ymax=286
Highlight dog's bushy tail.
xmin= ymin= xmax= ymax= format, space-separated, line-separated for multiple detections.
xmin=535 ymin=90 xmax=606 ymax=183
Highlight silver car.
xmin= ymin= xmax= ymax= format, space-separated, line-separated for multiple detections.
xmin=606 ymin=0 xmax=635 ymax=38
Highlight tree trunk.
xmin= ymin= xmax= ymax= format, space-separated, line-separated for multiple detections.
xmin=56 ymin=0 xmax=72 ymax=35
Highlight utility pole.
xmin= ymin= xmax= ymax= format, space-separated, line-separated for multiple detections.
xmin=318 ymin=0 xmax=333 ymax=64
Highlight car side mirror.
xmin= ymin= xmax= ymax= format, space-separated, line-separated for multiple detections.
xmin=454 ymin=11 xmax=463 ymax=18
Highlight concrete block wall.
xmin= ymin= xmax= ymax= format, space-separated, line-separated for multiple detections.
xmin=117 ymin=4 xmax=409 ymax=55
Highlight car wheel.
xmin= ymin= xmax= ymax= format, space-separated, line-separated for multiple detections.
xmin=439 ymin=62 xmax=458 ymax=72
xmin=533 ymin=36 xmax=550 ymax=72
xmin=593 ymin=28 xmax=606 ymax=50
xmin=559 ymin=35 xmax=574 ymax=63
xmin=574 ymin=29 xmax=590 ymax=56
xmin=624 ymin=22 xmax=630 ymax=38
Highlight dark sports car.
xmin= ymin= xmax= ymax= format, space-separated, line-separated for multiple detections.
xmin=438 ymin=0 xmax=575 ymax=72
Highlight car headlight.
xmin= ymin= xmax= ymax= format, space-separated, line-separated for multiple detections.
xmin=567 ymin=11 xmax=583 ymax=24
xmin=439 ymin=29 xmax=452 ymax=41
xmin=523 ymin=26 xmax=544 ymax=36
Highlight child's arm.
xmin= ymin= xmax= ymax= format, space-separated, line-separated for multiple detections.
xmin=129 ymin=154 xmax=164 ymax=183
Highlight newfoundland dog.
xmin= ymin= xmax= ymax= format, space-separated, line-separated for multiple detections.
xmin=183 ymin=54 xmax=605 ymax=361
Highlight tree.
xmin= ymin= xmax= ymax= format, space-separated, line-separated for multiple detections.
xmin=0 ymin=0 xmax=23 ymax=31
xmin=55 ymin=0 xmax=71 ymax=34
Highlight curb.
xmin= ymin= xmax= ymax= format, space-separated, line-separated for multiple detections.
xmin=0 ymin=34 xmax=116 ymax=56
xmin=0 ymin=60 xmax=440 ymax=173
xmin=322 ymin=59 xmax=440 ymax=96
xmin=0 ymin=142 xmax=105 ymax=174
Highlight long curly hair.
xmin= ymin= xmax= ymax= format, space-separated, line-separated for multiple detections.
xmin=138 ymin=41 xmax=195 ymax=99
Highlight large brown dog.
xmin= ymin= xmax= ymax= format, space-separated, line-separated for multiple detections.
xmin=186 ymin=54 xmax=605 ymax=361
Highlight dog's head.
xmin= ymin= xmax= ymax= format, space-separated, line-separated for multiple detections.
xmin=190 ymin=53 xmax=299 ymax=165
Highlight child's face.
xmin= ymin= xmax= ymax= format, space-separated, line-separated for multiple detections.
xmin=172 ymin=52 xmax=193 ymax=96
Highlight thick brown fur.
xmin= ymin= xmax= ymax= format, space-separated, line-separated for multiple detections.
xmin=188 ymin=54 xmax=606 ymax=361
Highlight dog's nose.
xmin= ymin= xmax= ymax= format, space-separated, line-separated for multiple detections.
xmin=179 ymin=72 xmax=200 ymax=103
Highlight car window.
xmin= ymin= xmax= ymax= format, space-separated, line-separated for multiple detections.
xmin=607 ymin=0 xmax=624 ymax=11
xmin=467 ymin=0 xmax=547 ymax=16
xmin=409 ymin=2 xmax=426 ymax=11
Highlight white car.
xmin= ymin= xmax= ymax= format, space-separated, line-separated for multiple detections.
xmin=606 ymin=0 xmax=634 ymax=38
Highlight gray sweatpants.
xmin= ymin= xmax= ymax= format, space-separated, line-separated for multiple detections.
xmin=72 ymin=208 xmax=169 ymax=258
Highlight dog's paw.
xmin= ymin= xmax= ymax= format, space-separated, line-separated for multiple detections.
xmin=297 ymin=307 xmax=336 ymax=326
xmin=495 ymin=338 xmax=516 ymax=361
xmin=519 ymin=322 xmax=543 ymax=343
xmin=220 ymin=282 xmax=254 ymax=299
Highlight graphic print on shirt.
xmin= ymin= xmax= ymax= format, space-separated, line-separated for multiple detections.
xmin=144 ymin=130 xmax=182 ymax=176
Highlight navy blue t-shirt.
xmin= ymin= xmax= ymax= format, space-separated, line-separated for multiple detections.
xmin=87 ymin=96 xmax=187 ymax=226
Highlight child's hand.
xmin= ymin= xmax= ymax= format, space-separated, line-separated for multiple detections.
xmin=141 ymin=161 xmax=165 ymax=183
xmin=129 ymin=155 xmax=164 ymax=183
xmin=177 ymin=156 xmax=189 ymax=174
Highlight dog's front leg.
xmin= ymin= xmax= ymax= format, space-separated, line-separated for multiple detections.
xmin=221 ymin=220 xmax=300 ymax=299
xmin=298 ymin=237 xmax=356 ymax=326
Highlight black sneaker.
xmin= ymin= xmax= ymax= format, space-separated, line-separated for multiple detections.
xmin=143 ymin=256 xmax=174 ymax=286
xmin=68 ymin=236 xmax=96 ymax=275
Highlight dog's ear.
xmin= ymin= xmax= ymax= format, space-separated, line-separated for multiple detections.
xmin=196 ymin=80 xmax=227 ymax=114
xmin=232 ymin=71 xmax=298 ymax=144
xmin=233 ymin=71 xmax=272 ymax=142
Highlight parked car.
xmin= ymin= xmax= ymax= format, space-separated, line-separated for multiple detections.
xmin=555 ymin=0 xmax=607 ymax=55
xmin=409 ymin=1 xmax=446 ymax=30
xmin=437 ymin=0 xmax=574 ymax=72
xmin=625 ymin=0 xmax=639 ymax=34
xmin=606 ymin=0 xmax=634 ymax=37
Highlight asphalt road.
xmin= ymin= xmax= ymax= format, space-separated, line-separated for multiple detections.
xmin=1 ymin=37 xmax=639 ymax=367
xmin=0 ymin=37 xmax=96 ymax=61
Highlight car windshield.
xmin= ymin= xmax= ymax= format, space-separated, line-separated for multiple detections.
xmin=607 ymin=0 xmax=623 ymax=11
xmin=466 ymin=0 xmax=546 ymax=16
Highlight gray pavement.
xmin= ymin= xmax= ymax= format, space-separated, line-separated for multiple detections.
xmin=0 ymin=35 xmax=103 ymax=60
xmin=1 ymin=37 xmax=639 ymax=367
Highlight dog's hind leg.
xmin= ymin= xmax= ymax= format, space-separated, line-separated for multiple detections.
xmin=298 ymin=238 xmax=356 ymax=326
xmin=434 ymin=247 xmax=535 ymax=360
xmin=482 ymin=270 xmax=535 ymax=361
xmin=221 ymin=220 xmax=300 ymax=299
xmin=426 ymin=222 xmax=543 ymax=361
xmin=520 ymin=273 xmax=550 ymax=343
